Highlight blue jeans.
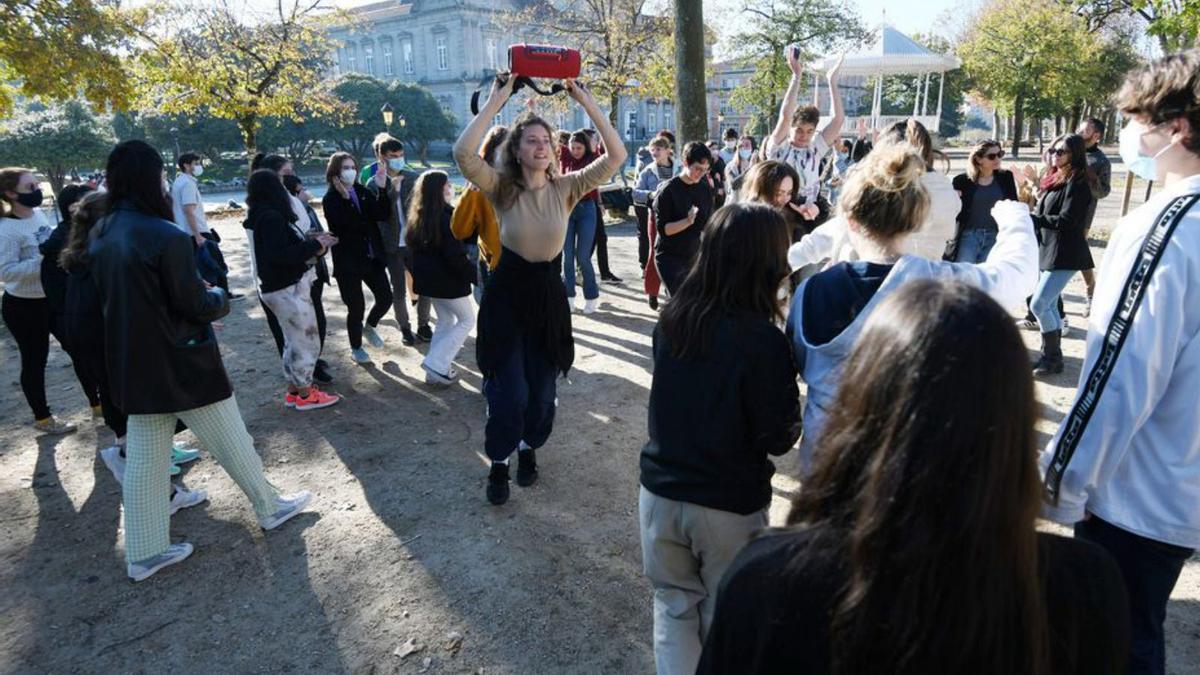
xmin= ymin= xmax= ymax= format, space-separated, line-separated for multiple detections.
xmin=1076 ymin=517 xmax=1194 ymax=675
xmin=563 ymin=201 xmax=599 ymax=300
xmin=483 ymin=332 xmax=558 ymax=462
xmin=1031 ymin=269 xmax=1076 ymax=332
xmin=955 ymin=228 xmax=997 ymax=264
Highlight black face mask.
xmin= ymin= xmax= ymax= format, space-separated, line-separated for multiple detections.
xmin=16 ymin=188 xmax=43 ymax=208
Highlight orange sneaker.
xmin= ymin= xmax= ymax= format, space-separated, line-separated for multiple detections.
xmin=293 ymin=388 xmax=340 ymax=411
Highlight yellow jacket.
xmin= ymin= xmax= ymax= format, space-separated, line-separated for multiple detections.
xmin=451 ymin=187 xmax=501 ymax=270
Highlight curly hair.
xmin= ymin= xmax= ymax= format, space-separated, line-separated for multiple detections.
xmin=494 ymin=113 xmax=561 ymax=210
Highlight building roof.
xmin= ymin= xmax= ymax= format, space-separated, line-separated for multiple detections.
xmin=810 ymin=24 xmax=960 ymax=76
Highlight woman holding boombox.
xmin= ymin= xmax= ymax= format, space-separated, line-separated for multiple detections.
xmin=454 ymin=72 xmax=627 ymax=506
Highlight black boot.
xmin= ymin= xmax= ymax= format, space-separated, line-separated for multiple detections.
xmin=313 ymin=359 xmax=333 ymax=384
xmin=486 ymin=463 xmax=510 ymax=505
xmin=516 ymin=448 xmax=538 ymax=487
xmin=1033 ymin=330 xmax=1064 ymax=376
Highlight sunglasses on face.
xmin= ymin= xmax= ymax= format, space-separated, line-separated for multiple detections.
xmin=1049 ymin=148 xmax=1069 ymax=156
xmin=982 ymin=151 xmax=1004 ymax=160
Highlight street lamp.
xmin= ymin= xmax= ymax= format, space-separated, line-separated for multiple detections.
xmin=398 ymin=115 xmax=406 ymax=129
xmin=381 ymin=102 xmax=394 ymax=131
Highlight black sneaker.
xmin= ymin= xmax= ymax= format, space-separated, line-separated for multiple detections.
xmin=486 ymin=463 xmax=510 ymax=505
xmin=228 ymin=292 xmax=246 ymax=302
xmin=516 ymin=448 xmax=538 ymax=487
xmin=648 ymin=296 xmax=658 ymax=311
xmin=416 ymin=325 xmax=433 ymax=343
xmin=601 ymin=274 xmax=623 ymax=284
xmin=313 ymin=360 xmax=333 ymax=384
xmin=401 ymin=328 xmax=416 ymax=346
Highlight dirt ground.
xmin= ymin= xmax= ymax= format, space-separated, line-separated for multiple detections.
xmin=1 ymin=151 xmax=1197 ymax=674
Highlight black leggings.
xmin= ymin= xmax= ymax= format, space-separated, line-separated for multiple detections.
xmin=336 ymin=264 xmax=393 ymax=349
xmin=2 ymin=294 xmax=98 ymax=420
xmin=265 ymin=278 xmax=327 ymax=356
xmin=634 ymin=205 xmax=650 ymax=270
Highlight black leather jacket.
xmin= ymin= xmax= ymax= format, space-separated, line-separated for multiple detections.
xmin=88 ymin=201 xmax=232 ymax=414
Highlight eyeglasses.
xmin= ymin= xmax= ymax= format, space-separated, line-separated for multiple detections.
xmin=1048 ymin=148 xmax=1069 ymax=156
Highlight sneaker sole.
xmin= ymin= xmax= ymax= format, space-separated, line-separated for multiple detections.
xmin=169 ymin=491 xmax=208 ymax=515
xmin=421 ymin=365 xmax=455 ymax=386
xmin=171 ymin=452 xmax=201 ymax=465
xmin=127 ymin=544 xmax=194 ymax=582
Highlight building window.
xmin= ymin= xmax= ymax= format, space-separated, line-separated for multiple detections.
xmin=347 ymin=45 xmax=357 ymax=72
xmin=436 ymin=35 xmax=448 ymax=71
xmin=624 ymin=110 xmax=637 ymax=141
xmin=402 ymin=41 xmax=413 ymax=74
xmin=363 ymin=44 xmax=374 ymax=76
xmin=382 ymin=41 xmax=394 ymax=76
xmin=487 ymin=37 xmax=499 ymax=70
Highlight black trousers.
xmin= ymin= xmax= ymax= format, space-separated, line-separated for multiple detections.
xmin=654 ymin=252 xmax=690 ymax=296
xmin=265 ymin=277 xmax=327 ymax=356
xmin=335 ymin=263 xmax=392 ymax=350
xmin=199 ymin=231 xmax=229 ymax=293
xmin=1076 ymin=516 xmax=1194 ymax=675
xmin=634 ymin=205 xmax=650 ymax=270
xmin=2 ymin=293 xmax=98 ymax=420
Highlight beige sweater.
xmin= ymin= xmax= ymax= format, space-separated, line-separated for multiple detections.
xmin=453 ymin=141 xmax=616 ymax=263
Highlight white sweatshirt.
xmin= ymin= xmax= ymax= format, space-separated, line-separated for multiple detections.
xmin=788 ymin=201 xmax=1039 ymax=471
xmin=0 ymin=209 xmax=53 ymax=299
xmin=1039 ymin=174 xmax=1200 ymax=548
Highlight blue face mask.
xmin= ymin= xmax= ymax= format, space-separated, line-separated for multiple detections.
xmin=1119 ymin=120 xmax=1173 ymax=181
xmin=387 ymin=157 xmax=406 ymax=172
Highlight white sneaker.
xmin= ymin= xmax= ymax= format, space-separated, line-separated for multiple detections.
xmin=259 ymin=491 xmax=313 ymax=530
xmin=127 ymin=542 xmax=193 ymax=582
xmin=422 ymin=363 xmax=454 ymax=387
xmin=100 ymin=445 xmax=126 ymax=484
xmin=1061 ymin=316 xmax=1071 ymax=338
xmin=169 ymin=485 xmax=208 ymax=515
xmin=583 ymin=298 xmax=598 ymax=314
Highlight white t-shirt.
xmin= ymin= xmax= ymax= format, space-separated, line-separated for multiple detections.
xmin=170 ymin=173 xmax=209 ymax=235
xmin=768 ymin=134 xmax=830 ymax=203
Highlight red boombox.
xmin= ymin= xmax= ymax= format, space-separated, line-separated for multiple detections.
xmin=508 ymin=44 xmax=582 ymax=80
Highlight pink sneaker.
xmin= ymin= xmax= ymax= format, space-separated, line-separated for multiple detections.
xmin=285 ymin=385 xmax=322 ymax=408
xmin=293 ymin=388 xmax=340 ymax=411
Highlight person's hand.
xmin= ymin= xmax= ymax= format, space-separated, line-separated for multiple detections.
xmin=1021 ymin=164 xmax=1038 ymax=184
xmin=194 ymin=233 xmax=206 ymax=246
xmin=785 ymin=43 xmax=803 ymax=76
xmin=374 ymin=167 xmax=388 ymax=188
xmin=687 ymin=205 xmax=699 ymax=223
xmin=525 ymin=97 xmax=537 ymax=112
xmin=390 ymin=174 xmax=404 ymax=192
xmin=487 ymin=72 xmax=517 ymax=108
xmin=826 ymin=53 xmax=845 ymax=83
xmin=856 ymin=118 xmax=868 ymax=138
xmin=564 ymin=79 xmax=593 ymax=107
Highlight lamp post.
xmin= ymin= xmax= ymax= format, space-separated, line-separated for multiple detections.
xmin=381 ymin=102 xmax=394 ymax=132
xmin=398 ymin=115 xmax=406 ymax=130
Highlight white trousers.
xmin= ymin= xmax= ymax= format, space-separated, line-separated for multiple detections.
xmin=423 ymin=295 xmax=476 ymax=376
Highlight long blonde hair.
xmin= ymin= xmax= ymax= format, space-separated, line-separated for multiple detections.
xmin=494 ymin=113 xmax=560 ymax=210
xmin=838 ymin=144 xmax=930 ymax=241
xmin=967 ymin=140 xmax=1004 ymax=182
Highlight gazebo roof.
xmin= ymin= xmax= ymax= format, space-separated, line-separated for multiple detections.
xmin=810 ymin=24 xmax=960 ymax=76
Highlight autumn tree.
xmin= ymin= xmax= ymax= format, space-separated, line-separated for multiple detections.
xmin=1072 ymin=0 xmax=1200 ymax=52
xmin=958 ymin=0 xmax=1095 ymax=156
xmin=506 ymin=0 xmax=671 ymax=126
xmin=135 ymin=0 xmax=349 ymax=168
xmin=0 ymin=102 xmax=116 ymax=194
xmin=727 ymin=0 xmax=869 ymax=135
xmin=0 ymin=0 xmax=149 ymax=115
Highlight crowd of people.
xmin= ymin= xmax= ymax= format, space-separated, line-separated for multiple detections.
xmin=0 ymin=43 xmax=1197 ymax=675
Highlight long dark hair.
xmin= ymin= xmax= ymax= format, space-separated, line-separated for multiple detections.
xmin=658 ymin=203 xmax=790 ymax=360
xmin=1045 ymin=133 xmax=1094 ymax=190
xmin=405 ymin=171 xmax=449 ymax=249
xmin=59 ymin=191 xmax=108 ymax=272
xmin=246 ymin=169 xmax=298 ymax=223
xmin=57 ymin=184 xmax=95 ymax=224
xmin=251 ymin=153 xmax=290 ymax=173
xmin=104 ymin=140 xmax=172 ymax=221
xmin=568 ymin=130 xmax=596 ymax=161
xmin=788 ymin=279 xmax=1047 ymax=675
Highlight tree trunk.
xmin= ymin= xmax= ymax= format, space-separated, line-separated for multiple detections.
xmin=992 ymin=108 xmax=1000 ymax=139
xmin=48 ymin=167 xmax=66 ymax=197
xmin=673 ymin=0 xmax=707 ymax=147
xmin=419 ymin=140 xmax=430 ymax=166
xmin=1011 ymin=93 xmax=1024 ymax=159
xmin=239 ymin=117 xmax=258 ymax=173
xmin=609 ymin=91 xmax=621 ymax=130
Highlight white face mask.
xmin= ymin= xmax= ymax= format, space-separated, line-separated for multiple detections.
xmin=1119 ymin=120 xmax=1175 ymax=181
xmin=192 ymin=164 xmax=204 ymax=178
xmin=724 ymin=141 xmax=737 ymax=150
xmin=340 ymin=168 xmax=357 ymax=185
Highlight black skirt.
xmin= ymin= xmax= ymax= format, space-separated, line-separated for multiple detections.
xmin=476 ymin=247 xmax=573 ymax=378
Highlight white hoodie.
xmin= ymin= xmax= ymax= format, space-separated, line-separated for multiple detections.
xmin=1039 ymin=174 xmax=1200 ymax=548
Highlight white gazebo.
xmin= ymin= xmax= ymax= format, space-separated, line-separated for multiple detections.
xmin=810 ymin=23 xmax=961 ymax=134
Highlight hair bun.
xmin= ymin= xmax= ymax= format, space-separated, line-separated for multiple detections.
xmin=861 ymin=144 xmax=926 ymax=194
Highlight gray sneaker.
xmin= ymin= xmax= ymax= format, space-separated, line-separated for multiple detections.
xmin=363 ymin=325 xmax=385 ymax=349
xmin=169 ymin=485 xmax=208 ymax=515
xmin=100 ymin=445 xmax=126 ymax=484
xmin=259 ymin=490 xmax=313 ymax=531
xmin=127 ymin=542 xmax=193 ymax=582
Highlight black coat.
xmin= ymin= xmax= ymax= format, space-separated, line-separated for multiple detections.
xmin=38 ymin=221 xmax=70 ymax=321
xmin=321 ymin=183 xmax=389 ymax=277
xmin=88 ymin=201 xmax=231 ymax=414
xmin=410 ymin=208 xmax=475 ymax=299
xmin=1033 ymin=175 xmax=1095 ymax=271
xmin=951 ymin=169 xmax=1019 ymax=231
xmin=245 ymin=207 xmax=322 ymax=293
